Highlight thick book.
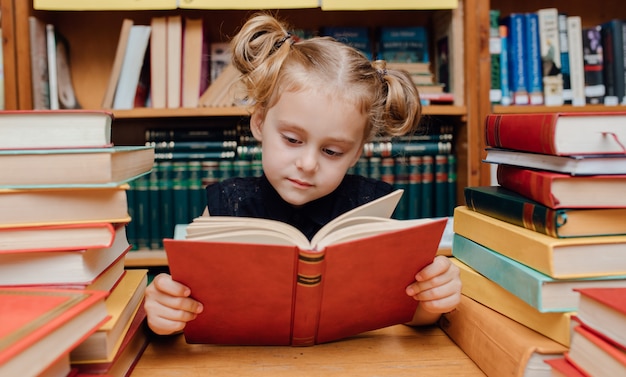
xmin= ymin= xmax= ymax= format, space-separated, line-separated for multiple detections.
xmin=439 ymin=295 xmax=568 ymax=377
xmin=0 ymin=222 xmax=117 ymax=253
xmin=0 ymin=287 xmax=109 ymax=377
xmin=452 ymin=234 xmax=626 ymax=312
xmin=453 ymin=206 xmax=626 ymax=279
xmin=101 ymin=19 xmax=133 ymax=109
xmin=71 ymin=269 xmax=148 ymax=362
xmin=0 ymin=225 xmax=130 ymax=286
xmin=464 ymin=185 xmax=626 ymax=237
xmin=574 ymin=287 xmax=626 ymax=349
xmin=567 ymin=324 xmax=626 ymax=376
xmin=484 ymin=112 xmax=626 ymax=155
xmin=483 ymin=147 xmax=626 ymax=175
xmin=0 ymin=110 xmax=113 ymax=150
xmin=0 ymin=185 xmax=130 ymax=228
xmin=0 ymin=145 xmax=154 ymax=188
xmin=451 ymin=258 xmax=574 ymax=346
xmin=165 ymin=190 xmax=448 ymax=346
xmin=497 ymin=164 xmax=626 ymax=208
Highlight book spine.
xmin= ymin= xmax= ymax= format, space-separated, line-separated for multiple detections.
xmin=420 ymin=155 xmax=434 ymax=218
xmin=567 ymin=16 xmax=586 ymax=106
xmin=187 ymin=161 xmax=206 ymax=218
xmin=601 ymin=20 xmax=626 ymax=106
xmin=46 ymin=24 xmax=59 ymax=110
xmin=489 ymin=10 xmax=503 ymax=104
xmin=496 ymin=164 xmax=558 ymax=209
xmin=452 ymin=234 xmax=544 ymax=311
xmin=537 ymin=8 xmax=564 ymax=106
xmin=154 ymin=151 xmax=236 ymax=161
xmin=125 ymin=179 xmax=137 ymax=249
xmin=446 ymin=154 xmax=457 ymax=216
xmin=504 ymin=14 xmax=529 ymax=105
xmin=147 ymin=165 xmax=162 ymax=249
xmin=464 ymin=186 xmax=559 ymax=237
xmin=145 ymin=128 xmax=238 ymax=142
xmin=484 ymin=113 xmax=559 ymax=155
xmin=362 ymin=141 xmax=452 ymax=157
xmin=149 ymin=140 xmax=238 ymax=152
xmin=132 ymin=173 xmax=150 ymax=250
xmin=558 ymin=13 xmax=573 ymax=104
xmin=408 ymin=156 xmax=422 ymax=219
xmin=29 ymin=17 xmax=51 ymax=110
xmin=393 ymin=156 xmax=409 ymax=220
xmin=499 ymin=25 xmax=512 ymax=105
xmin=434 ymin=155 xmax=448 ymax=218
xmin=172 ymin=161 xmax=190 ymax=227
xmin=158 ymin=161 xmax=175 ymax=240
xmin=524 ymin=12 xmax=544 ymax=105
xmin=368 ymin=157 xmax=382 ymax=181
xmin=582 ymin=25 xmax=606 ymax=104
xmin=291 ymin=249 xmax=325 ymax=346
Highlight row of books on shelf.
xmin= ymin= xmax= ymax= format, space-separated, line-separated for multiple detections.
xmin=490 ymin=7 xmax=626 ymax=107
xmin=0 ymin=110 xmax=154 ymax=376
xmin=439 ymin=110 xmax=626 ymax=376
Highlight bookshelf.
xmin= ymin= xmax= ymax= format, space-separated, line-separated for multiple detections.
xmin=1 ymin=0 xmax=486 ymax=264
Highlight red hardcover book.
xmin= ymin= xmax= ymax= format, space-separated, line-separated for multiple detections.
xmin=567 ymin=325 xmax=626 ymax=377
xmin=0 ymin=288 xmax=109 ymax=377
xmin=484 ymin=112 xmax=626 ymax=155
xmin=497 ymin=164 xmax=626 ymax=208
xmin=165 ymin=190 xmax=447 ymax=346
xmin=544 ymin=357 xmax=587 ymax=377
xmin=573 ymin=288 xmax=626 ymax=349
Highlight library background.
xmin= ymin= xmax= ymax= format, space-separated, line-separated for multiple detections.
xmin=2 ymin=0 xmax=626 ymax=376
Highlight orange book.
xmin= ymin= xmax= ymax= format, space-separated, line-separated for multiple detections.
xmin=181 ymin=18 xmax=206 ymax=108
xmin=165 ymin=189 xmax=447 ymax=346
xmin=101 ymin=19 xmax=133 ymax=109
xmin=0 ymin=288 xmax=109 ymax=376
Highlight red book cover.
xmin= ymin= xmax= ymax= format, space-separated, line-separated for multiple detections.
xmin=544 ymin=357 xmax=588 ymax=377
xmin=567 ymin=325 xmax=626 ymax=376
xmin=0 ymin=288 xmax=109 ymax=376
xmin=496 ymin=164 xmax=626 ymax=209
xmin=484 ymin=112 xmax=626 ymax=155
xmin=164 ymin=217 xmax=447 ymax=346
xmin=573 ymin=287 xmax=626 ymax=349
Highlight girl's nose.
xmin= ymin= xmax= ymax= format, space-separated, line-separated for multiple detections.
xmin=295 ymin=148 xmax=319 ymax=172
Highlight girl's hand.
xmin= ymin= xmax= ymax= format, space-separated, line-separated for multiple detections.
xmin=144 ymin=273 xmax=204 ymax=335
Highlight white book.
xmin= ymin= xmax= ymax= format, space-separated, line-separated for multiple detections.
xmin=113 ymin=25 xmax=151 ymax=110
xmin=567 ymin=16 xmax=586 ymax=106
xmin=537 ymin=8 xmax=564 ymax=106
xmin=46 ymin=24 xmax=59 ymax=110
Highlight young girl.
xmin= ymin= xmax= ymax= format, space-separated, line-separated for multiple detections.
xmin=145 ymin=13 xmax=461 ymax=336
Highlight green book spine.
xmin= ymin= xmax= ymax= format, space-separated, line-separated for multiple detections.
xmin=158 ymin=161 xmax=174 ymax=242
xmin=148 ymin=164 xmax=162 ymax=249
xmin=125 ymin=179 xmax=137 ymax=250
xmin=408 ymin=156 xmax=422 ymax=219
xmin=420 ymin=155 xmax=434 ymax=218
xmin=134 ymin=172 xmax=151 ymax=250
xmin=434 ymin=154 xmax=448 ymax=218
xmin=218 ymin=160 xmax=234 ymax=181
xmin=362 ymin=141 xmax=452 ymax=157
xmin=368 ymin=157 xmax=382 ymax=180
xmin=172 ymin=161 xmax=190 ymax=227
xmin=149 ymin=140 xmax=238 ymax=152
xmin=447 ymin=154 xmax=457 ymax=215
xmin=381 ymin=157 xmax=395 ymax=185
xmin=234 ymin=159 xmax=251 ymax=178
xmin=188 ymin=161 xmax=206 ymax=219
xmin=489 ymin=9 xmax=502 ymax=104
xmin=354 ymin=157 xmax=369 ymax=177
xmin=393 ymin=156 xmax=409 ymax=220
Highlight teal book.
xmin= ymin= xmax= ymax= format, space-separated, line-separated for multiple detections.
xmin=0 ymin=145 xmax=154 ymax=188
xmin=158 ymin=161 xmax=175 ymax=240
xmin=362 ymin=141 xmax=452 ymax=158
xmin=446 ymin=154 xmax=457 ymax=216
xmin=172 ymin=161 xmax=190 ymax=227
xmin=464 ymin=186 xmax=626 ymax=238
xmin=133 ymin=170 xmax=150 ymax=250
xmin=148 ymin=164 xmax=162 ymax=249
xmin=420 ymin=155 xmax=434 ymax=218
xmin=187 ymin=161 xmax=205 ymax=219
xmin=434 ymin=155 xmax=448 ymax=218
xmin=452 ymin=233 xmax=626 ymax=313
xmin=393 ymin=156 xmax=409 ymax=220
xmin=407 ymin=156 xmax=422 ymax=219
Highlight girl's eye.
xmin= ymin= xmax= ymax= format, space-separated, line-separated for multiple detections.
xmin=282 ymin=134 xmax=301 ymax=144
xmin=323 ymin=148 xmax=343 ymax=157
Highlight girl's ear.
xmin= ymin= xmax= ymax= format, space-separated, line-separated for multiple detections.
xmin=250 ymin=110 xmax=264 ymax=142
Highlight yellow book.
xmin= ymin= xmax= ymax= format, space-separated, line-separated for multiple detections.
xmin=71 ymin=269 xmax=148 ymax=362
xmin=179 ymin=0 xmax=318 ymax=9
xmin=33 ymin=0 xmax=177 ymax=10
xmin=453 ymin=258 xmax=573 ymax=346
xmin=453 ymin=206 xmax=626 ymax=279
xmin=321 ymin=0 xmax=458 ymax=10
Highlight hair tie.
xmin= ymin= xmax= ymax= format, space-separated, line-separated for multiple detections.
xmin=377 ymin=68 xmax=388 ymax=84
xmin=273 ymin=32 xmax=292 ymax=52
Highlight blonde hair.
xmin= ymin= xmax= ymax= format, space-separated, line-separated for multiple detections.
xmin=230 ymin=13 xmax=422 ymax=141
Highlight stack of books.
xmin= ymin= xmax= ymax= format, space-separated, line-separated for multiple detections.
xmin=441 ymin=111 xmax=626 ymax=377
xmin=0 ymin=110 xmax=154 ymax=376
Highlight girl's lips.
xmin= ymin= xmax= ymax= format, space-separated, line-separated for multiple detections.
xmin=288 ymin=178 xmax=313 ymax=188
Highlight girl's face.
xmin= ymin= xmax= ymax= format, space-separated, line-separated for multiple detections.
xmin=250 ymin=89 xmax=367 ymax=207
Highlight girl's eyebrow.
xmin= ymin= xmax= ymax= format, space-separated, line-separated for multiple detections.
xmin=278 ymin=122 xmax=358 ymax=145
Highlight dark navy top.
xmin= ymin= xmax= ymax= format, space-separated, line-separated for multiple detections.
xmin=205 ymin=175 xmax=394 ymax=240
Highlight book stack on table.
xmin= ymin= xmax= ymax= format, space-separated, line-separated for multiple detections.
xmin=0 ymin=110 xmax=154 ymax=377
xmin=440 ymin=112 xmax=626 ymax=377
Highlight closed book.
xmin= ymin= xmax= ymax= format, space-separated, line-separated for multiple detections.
xmin=503 ymin=13 xmax=529 ymax=105
xmin=0 ymin=185 xmax=130 ymax=228
xmin=524 ymin=12 xmax=544 ymax=105
xmin=149 ymin=16 xmax=167 ymax=109
xmin=165 ymin=190 xmax=447 ymax=346
xmin=166 ymin=15 xmax=183 ymax=108
xmin=101 ymin=19 xmax=133 ymax=109
xmin=483 ymin=147 xmax=626 ymax=175
xmin=601 ymin=19 xmax=626 ymax=105
xmin=497 ymin=164 xmax=626 ymax=208
xmin=0 ymin=110 xmax=112 ymax=150
xmin=451 ymin=257 xmax=573 ymax=346
xmin=453 ymin=206 xmax=626 ymax=279
xmin=181 ymin=18 xmax=206 ymax=108
xmin=452 ymin=233 xmax=626 ymax=312
xmin=484 ymin=111 xmax=626 ymax=155
xmin=574 ymin=287 xmax=626 ymax=349
xmin=537 ymin=8 xmax=564 ymax=106
xmin=0 ymin=288 xmax=109 ymax=377
xmin=559 ymin=13 xmax=573 ymax=104
xmin=582 ymin=25 xmax=605 ymax=104
xmin=362 ymin=141 xmax=452 ymax=157
xmin=439 ymin=295 xmax=567 ymax=377
xmin=0 ymin=145 xmax=154 ymax=188
xmin=28 ymin=16 xmax=50 ymax=110
xmin=70 ymin=269 xmax=148 ymax=362
xmin=567 ymin=16 xmax=585 ymax=106
xmin=464 ymin=185 xmax=626 ymax=237
xmin=567 ymin=324 xmax=626 ymax=376
xmin=0 ymin=222 xmax=116 ymax=253
xmin=112 ymin=25 xmax=151 ymax=110
xmin=0 ymin=225 xmax=130 ymax=286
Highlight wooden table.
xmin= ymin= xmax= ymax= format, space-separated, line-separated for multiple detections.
xmin=132 ymin=325 xmax=485 ymax=376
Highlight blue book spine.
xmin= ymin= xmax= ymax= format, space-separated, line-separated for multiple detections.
xmin=499 ymin=25 xmax=512 ymax=105
xmin=524 ymin=13 xmax=544 ymax=105
xmin=503 ymin=14 xmax=529 ymax=105
xmin=378 ymin=26 xmax=429 ymax=63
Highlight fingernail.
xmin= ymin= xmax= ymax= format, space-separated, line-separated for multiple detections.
xmin=196 ymin=303 xmax=204 ymax=313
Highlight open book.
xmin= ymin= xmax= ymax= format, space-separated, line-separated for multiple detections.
xmin=164 ymin=189 xmax=448 ymax=346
